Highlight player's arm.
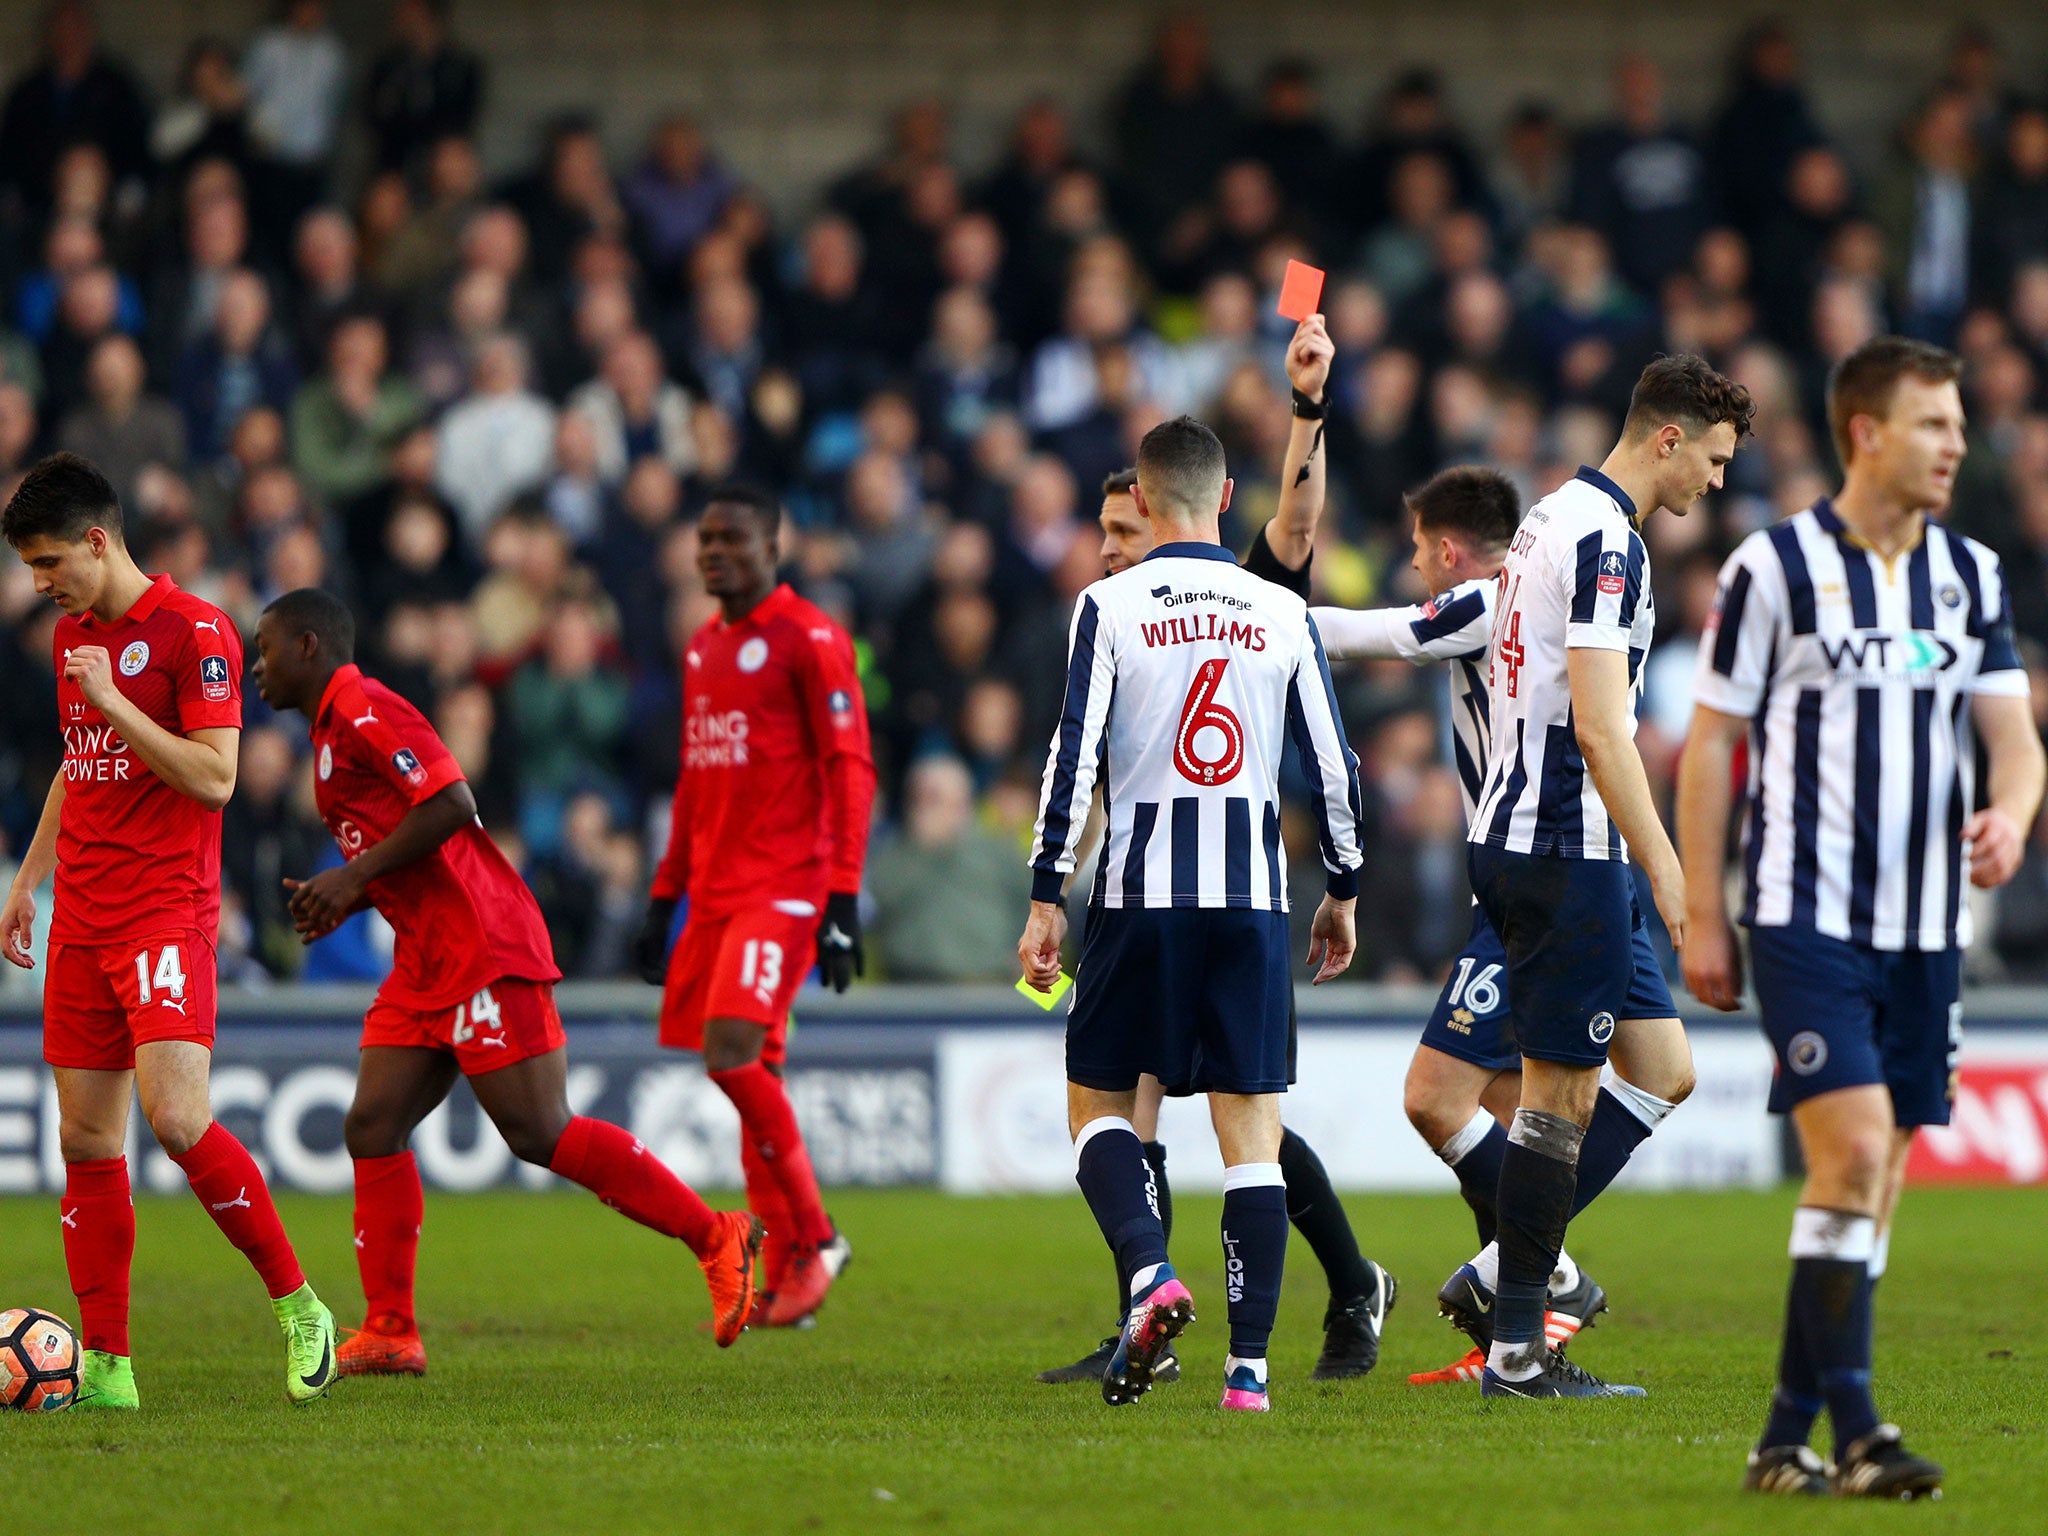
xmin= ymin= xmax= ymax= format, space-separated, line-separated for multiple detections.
xmin=802 ymin=626 xmax=880 ymax=992
xmin=64 ymin=643 xmax=237 ymax=808
xmin=1 ymin=776 xmax=64 ymax=969
xmin=634 ymin=745 xmax=694 ymax=985
xmin=1261 ymin=315 xmax=1334 ymax=572
xmin=1675 ymin=703 xmax=1749 ymax=1010
xmin=1286 ymin=614 xmax=1364 ymax=983
xmin=1569 ymin=647 xmax=1684 ymax=949
xmin=1965 ymin=692 xmax=2047 ymax=888
xmin=1021 ymin=593 xmax=1116 ymax=989
xmin=1312 ymin=583 xmax=1490 ymax=664
xmin=285 ymin=780 xmax=479 ymax=941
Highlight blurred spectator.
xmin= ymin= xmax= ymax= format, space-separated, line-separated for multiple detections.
xmin=680 ymin=277 xmax=764 ymax=421
xmin=145 ymin=184 xmax=256 ymax=382
xmin=977 ymin=98 xmax=1075 ymax=254
xmin=866 ymin=755 xmax=1032 ymax=981
xmin=1492 ymin=103 xmax=1570 ymax=247
xmin=623 ymin=115 xmax=735 ymax=277
xmin=17 ymin=215 xmax=143 ymax=345
xmin=287 ymin=207 xmax=367 ymax=373
xmin=1241 ymin=59 xmax=1340 ymax=215
xmin=842 ymin=450 xmax=936 ymax=626
xmin=242 ymin=0 xmax=348 ymax=224
xmin=152 ymin=38 xmax=256 ymax=193
xmin=1976 ymin=103 xmax=2048 ymax=302
xmin=221 ymin=723 xmax=329 ymax=977
xmin=58 ymin=334 xmax=185 ymax=510
xmin=42 ymin=264 xmax=130 ymax=425
xmin=1569 ymin=53 xmax=1714 ymax=297
xmin=0 ymin=385 xmax=38 ymax=478
xmin=594 ymin=455 xmax=683 ymax=673
xmin=174 ymin=267 xmax=298 ymax=465
xmin=376 ymin=134 xmax=485 ymax=295
xmin=916 ymin=287 xmax=1019 ymax=462
xmin=504 ymin=116 xmax=626 ymax=285
xmin=504 ymin=598 xmax=629 ymax=849
xmin=1345 ymin=69 xmax=1485 ymax=241
xmin=1112 ymin=13 xmax=1241 ymax=252
xmin=567 ymin=330 xmax=697 ymax=483
xmin=0 ymin=0 xmax=150 ymax=219
xmin=1709 ymin=21 xmax=1826 ymax=242
xmin=1879 ymin=88 xmax=1978 ymax=343
xmin=782 ymin=213 xmax=887 ymax=419
xmin=525 ymin=791 xmax=642 ymax=977
xmin=365 ymin=0 xmax=484 ymax=173
xmin=434 ymin=331 xmax=556 ymax=538
xmin=290 ymin=312 xmax=425 ymax=505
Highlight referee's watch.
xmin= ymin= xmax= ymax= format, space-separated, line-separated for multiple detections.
xmin=1290 ymin=387 xmax=1326 ymax=421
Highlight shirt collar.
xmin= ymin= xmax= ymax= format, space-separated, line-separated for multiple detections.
xmin=721 ymin=583 xmax=795 ymax=629
xmin=1574 ymin=466 xmax=1640 ymax=526
xmin=314 ymin=663 xmax=363 ymax=728
xmin=1810 ymin=497 xmax=1925 ymax=567
xmin=1142 ymin=541 xmax=1238 ymax=564
xmin=86 ymin=572 xmax=175 ymax=628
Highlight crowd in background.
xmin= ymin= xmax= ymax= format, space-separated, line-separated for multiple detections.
xmin=4 ymin=1 xmax=2048 ymax=988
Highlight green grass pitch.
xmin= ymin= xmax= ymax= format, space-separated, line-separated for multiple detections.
xmin=3 ymin=1185 xmax=2041 ymax=1534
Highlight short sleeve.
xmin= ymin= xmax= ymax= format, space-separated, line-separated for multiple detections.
xmin=1240 ymin=528 xmax=1312 ymax=599
xmin=1561 ymin=523 xmax=1646 ymax=653
xmin=1691 ymin=542 xmax=1781 ymax=717
xmin=1971 ymin=553 xmax=2031 ymax=697
xmin=346 ymin=693 xmax=465 ymax=805
xmin=175 ymin=607 xmax=244 ymax=732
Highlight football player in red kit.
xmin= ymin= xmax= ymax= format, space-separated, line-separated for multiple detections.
xmin=635 ymin=484 xmax=876 ymax=1328
xmin=1 ymin=455 xmax=338 ymax=1409
xmin=251 ymin=587 xmax=762 ymax=1370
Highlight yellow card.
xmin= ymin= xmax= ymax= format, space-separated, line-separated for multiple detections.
xmin=1016 ymin=971 xmax=1074 ymax=1010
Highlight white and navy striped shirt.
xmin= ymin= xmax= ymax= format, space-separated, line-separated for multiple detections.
xmin=1693 ymin=502 xmax=2028 ymax=951
xmin=1031 ymin=541 xmax=1364 ymax=909
xmin=1314 ymin=577 xmax=1496 ymax=821
xmin=1470 ymin=467 xmax=1653 ymax=860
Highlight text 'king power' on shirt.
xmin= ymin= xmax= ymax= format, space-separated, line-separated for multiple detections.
xmin=1692 ymin=503 xmax=2029 ymax=951
xmin=1031 ymin=542 xmax=1365 ymax=909
xmin=1470 ymin=467 xmax=1653 ymax=861
xmin=311 ymin=664 xmax=558 ymax=1008
xmin=650 ymin=585 xmax=877 ymax=918
xmin=52 ymin=575 xmax=240 ymax=944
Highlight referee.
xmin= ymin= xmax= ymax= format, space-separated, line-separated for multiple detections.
xmin=1679 ymin=337 xmax=2046 ymax=1499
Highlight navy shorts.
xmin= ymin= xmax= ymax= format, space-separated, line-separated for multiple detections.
xmin=1067 ymin=907 xmax=1293 ymax=1095
xmin=1748 ymin=925 xmax=1962 ymax=1127
xmin=1468 ymin=845 xmax=1677 ymax=1067
xmin=1420 ymin=905 xmax=1520 ymax=1072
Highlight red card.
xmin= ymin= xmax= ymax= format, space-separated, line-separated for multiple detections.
xmin=1277 ymin=259 xmax=1325 ymax=322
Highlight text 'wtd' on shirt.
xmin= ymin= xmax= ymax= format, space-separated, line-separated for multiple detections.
xmin=1692 ymin=501 xmax=2027 ymax=951
xmin=1470 ymin=467 xmax=1653 ymax=861
xmin=1030 ymin=541 xmax=1365 ymax=910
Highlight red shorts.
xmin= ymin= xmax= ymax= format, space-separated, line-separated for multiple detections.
xmin=659 ymin=906 xmax=817 ymax=1067
xmin=42 ymin=930 xmax=219 ymax=1071
xmin=361 ymin=978 xmax=566 ymax=1075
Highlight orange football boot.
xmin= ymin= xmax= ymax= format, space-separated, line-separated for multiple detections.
xmin=700 ymin=1211 xmax=765 ymax=1347
xmin=337 ymin=1314 xmax=427 ymax=1376
xmin=1409 ymin=1345 xmax=1486 ymax=1385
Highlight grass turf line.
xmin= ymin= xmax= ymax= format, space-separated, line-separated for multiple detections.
xmin=2 ymin=1187 xmax=2040 ymax=1534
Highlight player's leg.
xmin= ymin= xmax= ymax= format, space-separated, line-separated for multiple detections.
xmin=1406 ymin=1046 xmax=1513 ymax=1244
xmin=1282 ymin=1124 xmax=1398 ymax=1381
xmin=52 ymin=1063 xmax=139 ymax=1409
xmin=337 ymin=1043 xmax=458 ymax=1373
xmin=468 ymin=1024 xmax=761 ymax=1347
xmin=1210 ymin=1090 xmax=1286 ymax=1410
xmin=1130 ymin=1074 xmax=1172 ymax=1248
xmin=133 ymin=1038 xmax=337 ymax=1403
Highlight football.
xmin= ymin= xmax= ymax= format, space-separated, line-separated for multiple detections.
xmin=0 ymin=1308 xmax=81 ymax=1413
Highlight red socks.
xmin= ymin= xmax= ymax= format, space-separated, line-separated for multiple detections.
xmin=352 ymin=1152 xmax=424 ymax=1331
xmin=709 ymin=1062 xmax=832 ymax=1246
xmin=549 ymin=1116 xmax=717 ymax=1255
xmin=172 ymin=1122 xmax=305 ymax=1299
xmin=741 ymin=1134 xmax=795 ymax=1292
xmin=61 ymin=1157 xmax=135 ymax=1356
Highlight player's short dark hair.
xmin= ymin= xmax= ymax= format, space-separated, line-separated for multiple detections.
xmin=1826 ymin=337 xmax=1963 ymax=468
xmin=263 ymin=587 xmax=356 ymax=664
xmin=1 ymin=453 xmax=123 ymax=549
xmin=1136 ymin=416 xmax=1227 ymax=515
xmin=1407 ymin=465 xmax=1521 ymax=549
xmin=1101 ymin=468 xmax=1138 ymax=498
xmin=700 ymin=480 xmax=782 ymax=537
xmin=1622 ymin=354 xmax=1755 ymax=445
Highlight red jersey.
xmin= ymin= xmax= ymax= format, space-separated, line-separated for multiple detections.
xmin=310 ymin=664 xmax=559 ymax=1009
xmin=52 ymin=575 xmax=241 ymax=945
xmin=652 ymin=584 xmax=876 ymax=917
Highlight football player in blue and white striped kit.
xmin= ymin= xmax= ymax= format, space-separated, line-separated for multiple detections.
xmin=1453 ymin=355 xmax=1752 ymax=1398
xmin=1679 ymin=339 xmax=2045 ymax=1499
xmin=1019 ymin=415 xmax=1365 ymax=1413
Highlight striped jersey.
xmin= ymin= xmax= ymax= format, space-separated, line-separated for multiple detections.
xmin=1692 ymin=501 xmax=2027 ymax=951
xmin=1313 ymin=577 xmax=1495 ymax=820
xmin=1470 ymin=467 xmax=1653 ymax=860
xmin=1031 ymin=541 xmax=1364 ymax=909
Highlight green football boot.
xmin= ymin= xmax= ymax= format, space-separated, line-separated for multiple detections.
xmin=74 ymin=1349 xmax=139 ymax=1410
xmin=273 ymin=1284 xmax=338 ymax=1404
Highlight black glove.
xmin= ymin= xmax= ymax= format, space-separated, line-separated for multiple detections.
xmin=633 ymin=897 xmax=678 ymax=985
xmin=816 ymin=892 xmax=864 ymax=993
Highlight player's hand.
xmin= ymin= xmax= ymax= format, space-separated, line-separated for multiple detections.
xmin=1017 ymin=899 xmax=1067 ymax=992
xmin=1284 ymin=315 xmax=1334 ymax=401
xmin=1 ymin=887 xmax=35 ymax=970
xmin=1963 ymin=807 xmax=2025 ymax=888
xmin=284 ymin=866 xmax=363 ymax=942
xmin=1306 ymin=894 xmax=1356 ymax=985
xmin=1681 ymin=909 xmax=1743 ymax=1012
xmin=633 ymin=896 xmax=678 ymax=985
xmin=1649 ymin=861 xmax=1688 ymax=955
xmin=816 ymin=892 xmax=864 ymax=993
xmin=62 ymin=644 xmax=120 ymax=712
